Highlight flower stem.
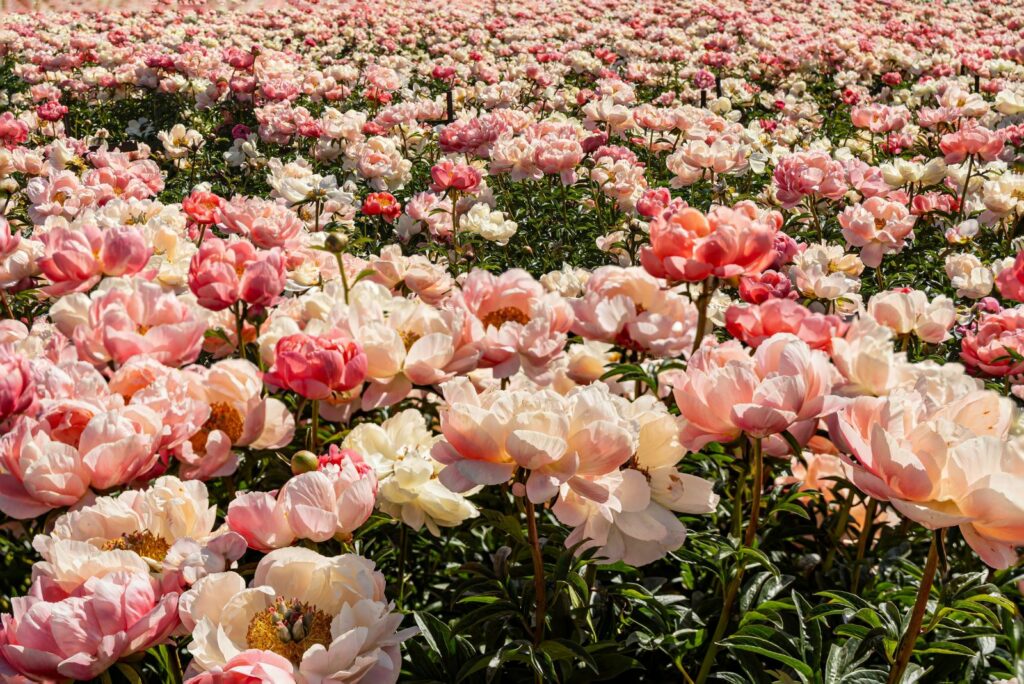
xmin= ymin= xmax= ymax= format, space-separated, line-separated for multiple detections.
xmin=695 ymin=436 xmax=763 ymax=684
xmin=851 ymin=497 xmax=878 ymax=593
xmin=309 ymin=400 xmax=320 ymax=453
xmin=397 ymin=523 xmax=408 ymax=609
xmin=691 ymin=278 xmax=716 ymax=354
xmin=886 ymin=531 xmax=940 ymax=684
xmin=743 ymin=437 xmax=763 ymax=548
xmin=524 ymin=497 xmax=547 ymax=646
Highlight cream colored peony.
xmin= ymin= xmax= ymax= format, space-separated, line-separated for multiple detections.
xmin=343 ymin=409 xmax=479 ymax=535
xmin=32 ymin=476 xmax=246 ymax=594
xmin=180 ymin=548 xmax=415 ymax=683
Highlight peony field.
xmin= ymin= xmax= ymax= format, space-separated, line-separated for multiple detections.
xmin=0 ymin=0 xmax=1023 ymax=681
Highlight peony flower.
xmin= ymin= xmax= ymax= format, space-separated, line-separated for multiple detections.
xmin=66 ymin=277 xmax=207 ymax=369
xmin=828 ymin=382 xmax=1022 ymax=568
xmin=671 ymin=334 xmax=838 ymax=449
xmin=570 ymin=266 xmax=697 ymax=357
xmin=183 ymin=190 xmax=225 ymax=225
xmin=37 ymin=224 xmax=150 ymax=296
xmin=773 ymin=150 xmax=849 ymax=209
xmin=0 ymin=417 xmax=90 ymax=519
xmin=0 ymin=570 xmax=179 ymax=681
xmin=343 ymin=409 xmax=479 ymax=535
xmin=0 ymin=347 xmax=36 ymax=425
xmin=229 ymin=447 xmax=376 ymax=550
xmin=867 ymin=288 xmax=955 ymax=344
xmin=939 ymin=125 xmax=1005 ymax=164
xmin=433 ymin=379 xmax=637 ymax=503
xmin=32 ymin=475 xmax=247 ymax=594
xmin=838 ymin=197 xmax=916 ymax=268
xmin=184 ymin=651 xmax=296 ymax=684
xmin=640 ymin=201 xmax=777 ymax=282
xmin=265 ymin=332 xmax=368 ymax=400
xmin=725 ymin=299 xmax=847 ymax=350
xmin=960 ymin=307 xmax=1024 ymax=378
xmin=450 ymin=268 xmax=572 ymax=382
xmin=179 ymin=548 xmax=414 ymax=683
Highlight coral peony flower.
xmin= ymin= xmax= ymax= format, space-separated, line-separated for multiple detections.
xmin=640 ymin=201 xmax=777 ymax=282
xmin=0 ymin=417 xmax=90 ymax=519
xmin=960 ymin=307 xmax=1024 ymax=377
xmin=265 ymin=332 xmax=368 ymax=400
xmin=725 ymin=299 xmax=847 ymax=350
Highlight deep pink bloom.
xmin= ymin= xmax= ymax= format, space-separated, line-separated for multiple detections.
xmin=961 ymin=307 xmax=1024 ymax=377
xmin=362 ymin=192 xmax=402 ymax=222
xmin=0 ymin=113 xmax=28 ymax=148
xmin=265 ymin=332 xmax=368 ymax=399
xmin=739 ymin=269 xmax=797 ymax=304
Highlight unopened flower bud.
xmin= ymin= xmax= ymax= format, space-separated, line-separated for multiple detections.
xmin=291 ymin=450 xmax=319 ymax=475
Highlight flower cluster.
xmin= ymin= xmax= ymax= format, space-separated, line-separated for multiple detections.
xmin=0 ymin=0 xmax=1024 ymax=680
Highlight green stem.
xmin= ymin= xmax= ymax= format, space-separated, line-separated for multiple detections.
xmin=886 ymin=531 xmax=940 ymax=684
xmin=851 ymin=498 xmax=878 ymax=594
xmin=695 ymin=436 xmax=763 ymax=684
xmin=691 ymin=279 xmax=716 ymax=354
xmin=309 ymin=400 xmax=320 ymax=453
xmin=397 ymin=523 xmax=408 ymax=609
xmin=525 ymin=497 xmax=547 ymax=646
xmin=235 ymin=302 xmax=247 ymax=362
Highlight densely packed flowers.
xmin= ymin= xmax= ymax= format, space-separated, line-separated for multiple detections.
xmin=0 ymin=0 xmax=1023 ymax=681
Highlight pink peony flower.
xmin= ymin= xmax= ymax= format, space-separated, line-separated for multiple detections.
xmin=570 ymin=266 xmax=697 ymax=358
xmin=450 ymin=268 xmax=573 ymax=382
xmin=837 ymin=197 xmax=915 ymax=268
xmin=961 ymin=307 xmax=1024 ymax=377
xmin=996 ymin=251 xmax=1024 ymax=303
xmin=0 ymin=571 xmax=179 ymax=681
xmin=72 ymin=278 xmax=206 ymax=369
xmin=773 ymin=150 xmax=849 ymax=209
xmin=184 ymin=650 xmax=296 ymax=684
xmin=671 ymin=334 xmax=838 ymax=449
xmin=429 ymin=159 xmax=483 ymax=193
xmin=183 ymin=191 xmax=226 ymax=225
xmin=738 ymin=269 xmax=797 ymax=304
xmin=265 ymin=332 xmax=368 ymax=400
xmin=37 ymin=225 xmax=150 ymax=296
xmin=725 ymin=299 xmax=847 ymax=350
xmin=939 ymin=125 xmax=1005 ymax=164
xmin=230 ymin=447 xmax=376 ymax=550
xmin=0 ymin=417 xmax=90 ymax=519
xmin=216 ymin=196 xmax=305 ymax=249
xmin=0 ymin=347 xmax=36 ymax=425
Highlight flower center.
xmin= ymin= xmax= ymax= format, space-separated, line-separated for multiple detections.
xmin=400 ymin=329 xmax=422 ymax=350
xmin=246 ymin=597 xmax=333 ymax=666
xmin=101 ymin=530 xmax=171 ymax=561
xmin=480 ymin=306 xmax=530 ymax=329
xmin=189 ymin=402 xmax=245 ymax=453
